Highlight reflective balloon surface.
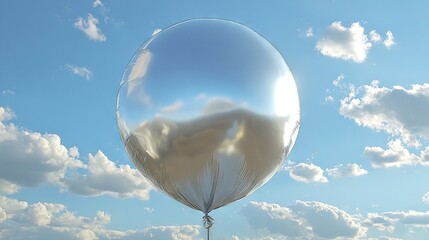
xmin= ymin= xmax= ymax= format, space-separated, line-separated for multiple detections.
xmin=116 ymin=19 xmax=300 ymax=214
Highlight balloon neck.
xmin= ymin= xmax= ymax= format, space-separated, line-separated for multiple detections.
xmin=202 ymin=214 xmax=214 ymax=229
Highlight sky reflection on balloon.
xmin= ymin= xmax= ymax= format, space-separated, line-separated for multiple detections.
xmin=116 ymin=18 xmax=300 ymax=234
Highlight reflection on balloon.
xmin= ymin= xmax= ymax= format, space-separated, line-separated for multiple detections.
xmin=116 ymin=19 xmax=300 ymax=238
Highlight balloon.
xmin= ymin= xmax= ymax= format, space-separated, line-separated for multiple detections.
xmin=116 ymin=18 xmax=300 ymax=228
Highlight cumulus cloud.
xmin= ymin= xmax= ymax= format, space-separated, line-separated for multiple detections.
xmin=363 ymin=213 xmax=395 ymax=232
xmin=241 ymin=201 xmax=367 ymax=239
xmin=0 ymin=107 xmax=15 ymax=121
xmin=285 ymin=163 xmax=328 ymax=183
xmin=369 ymin=30 xmax=381 ymax=43
xmin=0 ymin=106 xmax=152 ymax=200
xmin=61 ymin=150 xmax=153 ymax=200
xmin=0 ymin=195 xmax=201 ymax=240
xmin=364 ymin=210 xmax=429 ymax=233
xmin=0 ymin=114 xmax=84 ymax=194
xmin=316 ymin=21 xmax=372 ymax=63
xmin=364 ymin=139 xmax=421 ymax=168
xmin=340 ymin=81 xmax=429 ymax=147
xmin=65 ymin=64 xmax=92 ymax=80
xmin=74 ymin=14 xmax=106 ymax=42
xmin=326 ymin=163 xmax=368 ymax=178
xmin=383 ymin=31 xmax=396 ymax=49
xmin=241 ymin=201 xmax=309 ymax=238
xmin=0 ymin=195 xmax=110 ymax=239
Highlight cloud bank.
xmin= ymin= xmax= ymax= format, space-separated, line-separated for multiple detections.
xmin=0 ymin=106 xmax=153 ymax=199
xmin=241 ymin=201 xmax=367 ymax=239
xmin=0 ymin=195 xmax=201 ymax=240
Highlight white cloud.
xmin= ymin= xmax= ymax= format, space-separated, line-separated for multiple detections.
xmin=0 ymin=195 xmax=110 ymax=239
xmin=365 ymin=139 xmax=429 ymax=169
xmin=333 ymin=73 xmax=345 ymax=87
xmin=235 ymin=235 xmax=287 ymax=240
xmin=369 ymin=30 xmax=395 ymax=49
xmin=0 ymin=195 xmax=201 ymax=240
xmin=0 ymin=180 xmax=19 ymax=195
xmin=316 ymin=21 xmax=372 ymax=63
xmin=0 ymin=107 xmax=15 ymax=121
xmin=0 ymin=107 xmax=151 ymax=201
xmin=0 ymin=195 xmax=28 ymax=216
xmin=285 ymin=163 xmax=328 ymax=183
xmin=340 ymin=81 xmax=429 ymax=147
xmin=69 ymin=146 xmax=80 ymax=158
xmin=364 ymin=210 xmax=429 ymax=233
xmin=369 ymin=30 xmax=381 ymax=43
xmin=421 ymin=146 xmax=429 ymax=163
xmin=305 ymin=27 xmax=313 ymax=37
xmin=160 ymin=101 xmax=184 ymax=113
xmin=364 ymin=139 xmax=420 ymax=168
xmin=422 ymin=192 xmax=429 ymax=205
xmin=326 ymin=163 xmax=368 ymax=178
xmin=0 ymin=116 xmax=84 ymax=194
xmin=22 ymin=202 xmax=59 ymax=226
xmin=61 ymin=150 xmax=153 ymax=200
xmin=383 ymin=31 xmax=396 ymax=48
xmin=152 ymin=28 xmax=162 ymax=36
xmin=370 ymin=237 xmax=403 ymax=240
xmin=93 ymin=0 xmax=103 ymax=8
xmin=363 ymin=212 xmax=395 ymax=232
xmin=122 ymin=225 xmax=201 ymax=240
xmin=241 ymin=201 xmax=367 ymax=239
xmin=74 ymin=14 xmax=106 ymax=42
xmin=240 ymin=201 xmax=311 ymax=238
xmin=65 ymin=64 xmax=92 ymax=80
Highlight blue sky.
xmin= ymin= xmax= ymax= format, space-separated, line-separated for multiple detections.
xmin=1 ymin=0 xmax=429 ymax=239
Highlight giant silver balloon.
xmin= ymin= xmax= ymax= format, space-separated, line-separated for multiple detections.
xmin=116 ymin=19 xmax=300 ymax=222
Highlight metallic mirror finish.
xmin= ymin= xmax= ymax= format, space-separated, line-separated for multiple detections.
xmin=116 ymin=19 xmax=300 ymax=214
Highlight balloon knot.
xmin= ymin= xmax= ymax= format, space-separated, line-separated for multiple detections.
xmin=202 ymin=214 xmax=214 ymax=229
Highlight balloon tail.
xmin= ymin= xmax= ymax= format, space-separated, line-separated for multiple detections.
xmin=202 ymin=214 xmax=214 ymax=240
